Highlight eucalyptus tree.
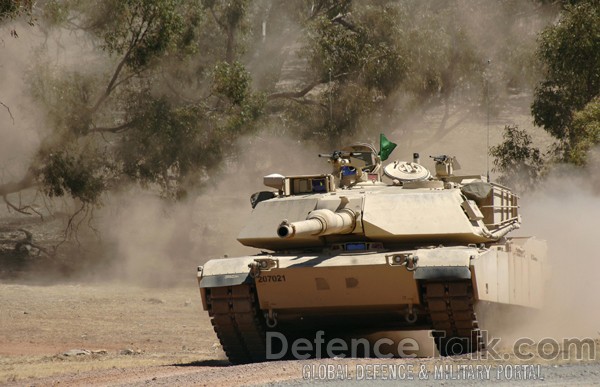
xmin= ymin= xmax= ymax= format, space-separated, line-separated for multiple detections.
xmin=532 ymin=0 xmax=600 ymax=164
xmin=1 ymin=0 xmax=265 ymax=210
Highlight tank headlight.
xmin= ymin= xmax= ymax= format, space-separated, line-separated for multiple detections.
xmin=394 ymin=256 xmax=402 ymax=263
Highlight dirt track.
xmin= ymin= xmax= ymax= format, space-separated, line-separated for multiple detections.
xmin=1 ymin=283 xmax=599 ymax=386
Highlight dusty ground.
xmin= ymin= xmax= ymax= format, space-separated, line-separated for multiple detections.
xmin=0 ymin=282 xmax=220 ymax=384
xmin=1 ymin=282 xmax=600 ymax=387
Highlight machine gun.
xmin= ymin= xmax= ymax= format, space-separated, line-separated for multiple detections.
xmin=430 ymin=155 xmax=461 ymax=177
xmin=320 ymin=145 xmax=381 ymax=187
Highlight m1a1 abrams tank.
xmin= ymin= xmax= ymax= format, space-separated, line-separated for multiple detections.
xmin=197 ymin=140 xmax=546 ymax=363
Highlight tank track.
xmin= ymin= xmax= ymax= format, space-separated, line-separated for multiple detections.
xmin=206 ymin=284 xmax=267 ymax=364
xmin=206 ymin=281 xmax=483 ymax=362
xmin=422 ymin=280 xmax=484 ymax=356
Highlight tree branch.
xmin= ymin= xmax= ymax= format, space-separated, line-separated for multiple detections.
xmin=3 ymin=195 xmax=30 ymax=215
xmin=268 ymin=79 xmax=325 ymax=100
xmin=91 ymin=12 xmax=150 ymax=113
xmin=0 ymin=100 xmax=15 ymax=124
xmin=308 ymin=0 xmax=325 ymax=20
xmin=268 ymin=70 xmax=351 ymax=101
xmin=62 ymin=203 xmax=87 ymax=242
xmin=308 ymin=1 xmax=341 ymax=21
xmin=331 ymin=13 xmax=359 ymax=32
xmin=280 ymin=98 xmax=327 ymax=109
xmin=92 ymin=54 xmax=131 ymax=112
xmin=111 ymin=68 xmax=144 ymax=90
xmin=208 ymin=7 xmax=227 ymax=30
xmin=89 ymin=121 xmax=135 ymax=134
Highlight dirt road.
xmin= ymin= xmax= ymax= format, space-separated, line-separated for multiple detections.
xmin=1 ymin=283 xmax=599 ymax=386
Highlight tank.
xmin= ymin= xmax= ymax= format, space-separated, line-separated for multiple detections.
xmin=197 ymin=141 xmax=546 ymax=363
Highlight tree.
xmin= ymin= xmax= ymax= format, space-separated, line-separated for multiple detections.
xmin=531 ymin=0 xmax=600 ymax=163
xmin=265 ymin=0 xmax=546 ymax=148
xmin=490 ymin=125 xmax=545 ymax=193
xmin=0 ymin=0 xmax=265 ymax=232
xmin=25 ymin=0 xmax=201 ymax=203
xmin=567 ymin=97 xmax=600 ymax=165
xmin=301 ymin=3 xmax=409 ymax=141
xmin=201 ymin=0 xmax=248 ymax=64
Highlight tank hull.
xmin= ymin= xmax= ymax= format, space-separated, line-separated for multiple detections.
xmin=198 ymin=237 xmax=545 ymax=362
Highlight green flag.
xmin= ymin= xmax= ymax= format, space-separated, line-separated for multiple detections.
xmin=378 ymin=133 xmax=397 ymax=161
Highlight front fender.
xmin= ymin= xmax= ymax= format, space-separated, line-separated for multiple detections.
xmin=198 ymin=256 xmax=257 ymax=288
xmin=412 ymin=246 xmax=476 ymax=280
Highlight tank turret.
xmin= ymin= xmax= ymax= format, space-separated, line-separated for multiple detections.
xmin=237 ymin=142 xmax=520 ymax=250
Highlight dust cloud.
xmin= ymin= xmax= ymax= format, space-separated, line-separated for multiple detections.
xmin=0 ymin=25 xmax=45 ymax=181
xmin=517 ymin=164 xmax=600 ymax=339
xmin=474 ymin=158 xmax=600 ymax=350
xmin=94 ymin=135 xmax=324 ymax=286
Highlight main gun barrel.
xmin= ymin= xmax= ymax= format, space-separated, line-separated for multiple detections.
xmin=277 ymin=209 xmax=356 ymax=239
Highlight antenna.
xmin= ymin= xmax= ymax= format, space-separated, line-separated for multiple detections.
xmin=329 ymin=68 xmax=333 ymax=122
xmin=485 ymin=59 xmax=491 ymax=182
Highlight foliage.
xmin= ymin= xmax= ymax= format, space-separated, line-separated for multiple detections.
xmin=27 ymin=65 xmax=96 ymax=139
xmin=308 ymin=4 xmax=407 ymax=94
xmin=200 ymin=0 xmax=248 ymax=63
xmin=567 ymin=98 xmax=600 ymax=166
xmin=490 ymin=125 xmax=545 ymax=193
xmin=118 ymin=97 xmax=207 ymax=197
xmin=117 ymin=62 xmax=265 ymax=199
xmin=21 ymin=0 xmax=267 ymax=203
xmin=401 ymin=3 xmax=483 ymax=106
xmin=90 ymin=0 xmax=185 ymax=69
xmin=280 ymin=2 xmax=410 ymax=143
xmin=201 ymin=0 xmax=247 ymax=30
xmin=0 ymin=0 xmax=32 ymax=21
xmin=274 ymin=1 xmax=502 ymax=146
xmin=1 ymin=0 xmax=34 ymax=37
xmin=0 ymin=0 xmax=22 ymax=20
xmin=212 ymin=61 xmax=252 ymax=105
xmin=37 ymin=145 xmax=115 ymax=204
xmin=532 ymin=0 xmax=600 ymax=163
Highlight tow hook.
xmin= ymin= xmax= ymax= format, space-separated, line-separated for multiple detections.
xmin=387 ymin=253 xmax=419 ymax=271
xmin=265 ymin=309 xmax=278 ymax=328
xmin=248 ymin=257 xmax=278 ymax=277
xmin=405 ymin=303 xmax=418 ymax=324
